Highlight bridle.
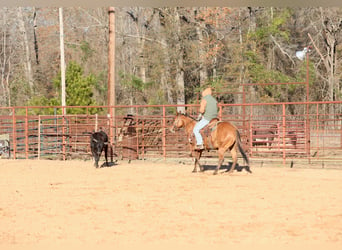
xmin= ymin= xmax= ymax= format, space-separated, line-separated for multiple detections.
xmin=170 ymin=115 xmax=182 ymax=133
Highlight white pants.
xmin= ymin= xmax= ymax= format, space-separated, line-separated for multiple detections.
xmin=193 ymin=118 xmax=209 ymax=145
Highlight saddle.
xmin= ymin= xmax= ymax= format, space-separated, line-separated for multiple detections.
xmin=201 ymin=118 xmax=220 ymax=137
xmin=190 ymin=118 xmax=220 ymax=150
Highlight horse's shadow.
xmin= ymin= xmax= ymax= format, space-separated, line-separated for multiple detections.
xmin=201 ymin=162 xmax=252 ymax=173
xmin=99 ymin=160 xmax=118 ymax=168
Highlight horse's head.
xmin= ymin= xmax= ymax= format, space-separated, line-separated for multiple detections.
xmin=170 ymin=112 xmax=186 ymax=133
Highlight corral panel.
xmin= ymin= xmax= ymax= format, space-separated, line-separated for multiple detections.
xmin=0 ymin=102 xmax=341 ymax=167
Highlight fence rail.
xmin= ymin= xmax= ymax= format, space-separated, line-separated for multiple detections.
xmin=1 ymin=101 xmax=341 ymax=167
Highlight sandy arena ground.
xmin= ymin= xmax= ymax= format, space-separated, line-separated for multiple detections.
xmin=0 ymin=158 xmax=341 ymax=249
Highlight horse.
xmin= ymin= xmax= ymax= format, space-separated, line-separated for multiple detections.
xmin=252 ymin=124 xmax=299 ymax=149
xmin=252 ymin=124 xmax=278 ymax=148
xmin=170 ymin=112 xmax=251 ymax=175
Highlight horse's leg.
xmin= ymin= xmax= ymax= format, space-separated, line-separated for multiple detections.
xmin=192 ymin=150 xmax=203 ymax=173
xmin=198 ymin=150 xmax=204 ymax=172
xmin=110 ymin=144 xmax=113 ymax=163
xmin=227 ymin=144 xmax=238 ymax=174
xmin=91 ymin=145 xmax=98 ymax=168
xmin=104 ymin=144 xmax=108 ymax=166
xmin=94 ymin=153 xmax=99 ymax=168
xmin=192 ymin=150 xmax=200 ymax=172
xmin=214 ymin=148 xmax=225 ymax=175
xmin=192 ymin=150 xmax=198 ymax=172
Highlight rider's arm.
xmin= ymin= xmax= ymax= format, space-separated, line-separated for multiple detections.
xmin=199 ymin=99 xmax=207 ymax=114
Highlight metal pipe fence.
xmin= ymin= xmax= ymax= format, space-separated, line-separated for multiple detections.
xmin=0 ymin=101 xmax=341 ymax=167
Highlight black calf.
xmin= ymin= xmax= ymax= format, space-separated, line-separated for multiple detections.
xmin=90 ymin=130 xmax=109 ymax=168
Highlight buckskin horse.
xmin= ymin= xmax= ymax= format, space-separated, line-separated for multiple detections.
xmin=170 ymin=112 xmax=251 ymax=175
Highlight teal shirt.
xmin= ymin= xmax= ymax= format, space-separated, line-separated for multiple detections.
xmin=203 ymin=95 xmax=218 ymax=120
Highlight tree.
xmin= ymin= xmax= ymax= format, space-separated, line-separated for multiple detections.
xmin=52 ymin=61 xmax=101 ymax=114
xmin=18 ymin=7 xmax=34 ymax=91
xmin=0 ymin=6 xmax=341 ymax=118
xmin=293 ymin=7 xmax=342 ymax=118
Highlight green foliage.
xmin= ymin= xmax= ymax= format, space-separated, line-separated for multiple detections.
xmin=295 ymin=60 xmax=316 ymax=84
xmin=9 ymin=78 xmax=32 ymax=106
xmin=147 ymin=89 xmax=168 ymax=105
xmin=23 ymin=96 xmax=58 ymax=115
xmin=249 ymin=62 xmax=293 ymax=84
xmin=52 ymin=61 xmax=101 ymax=114
xmin=25 ymin=61 xmax=102 ymax=115
xmin=93 ymin=70 xmax=108 ymax=106
xmin=119 ymin=71 xmax=162 ymax=105
xmin=244 ymin=49 xmax=302 ymax=102
xmin=119 ymin=71 xmax=154 ymax=92
xmin=66 ymin=40 xmax=95 ymax=63
xmin=189 ymin=77 xmax=236 ymax=104
xmin=251 ymin=8 xmax=291 ymax=44
xmin=80 ymin=41 xmax=95 ymax=63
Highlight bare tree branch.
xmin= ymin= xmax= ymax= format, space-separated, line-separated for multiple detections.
xmin=79 ymin=7 xmax=105 ymax=26
xmin=270 ymin=34 xmax=295 ymax=65
xmin=123 ymin=34 xmax=167 ymax=47
xmin=307 ymin=33 xmax=325 ymax=62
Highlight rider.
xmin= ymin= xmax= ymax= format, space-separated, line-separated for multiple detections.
xmin=193 ymin=87 xmax=218 ymax=150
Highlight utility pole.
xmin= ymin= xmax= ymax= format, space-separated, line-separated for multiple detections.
xmin=108 ymin=7 xmax=115 ymax=143
xmin=59 ymin=7 xmax=66 ymax=160
xmin=59 ymin=7 xmax=66 ymax=113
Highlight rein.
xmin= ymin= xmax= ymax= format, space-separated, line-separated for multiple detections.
xmin=178 ymin=114 xmax=196 ymax=130
xmin=174 ymin=115 xmax=197 ymax=146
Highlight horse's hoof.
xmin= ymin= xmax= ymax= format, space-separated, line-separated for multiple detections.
xmin=213 ymin=171 xmax=218 ymax=175
xmin=192 ymin=170 xmax=197 ymax=173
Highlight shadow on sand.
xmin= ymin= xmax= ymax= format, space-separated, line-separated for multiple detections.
xmin=99 ymin=160 xmax=118 ymax=168
xmin=201 ymin=162 xmax=252 ymax=173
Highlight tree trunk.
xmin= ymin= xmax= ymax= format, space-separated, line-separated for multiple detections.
xmin=247 ymin=7 xmax=257 ymax=103
xmin=155 ymin=8 xmax=174 ymax=104
xmin=33 ymin=8 xmax=39 ymax=65
xmin=318 ymin=8 xmax=341 ymax=123
xmin=108 ymin=7 xmax=116 ymax=140
xmin=18 ymin=7 xmax=34 ymax=92
xmin=157 ymin=10 xmax=173 ymax=104
xmin=174 ymin=9 xmax=185 ymax=113
xmin=137 ymin=35 xmax=146 ymax=83
xmin=0 ymin=11 xmax=10 ymax=106
xmin=5 ymin=58 xmax=11 ymax=106
xmin=196 ymin=7 xmax=208 ymax=87
xmin=237 ymin=9 xmax=245 ymax=105
xmin=212 ymin=11 xmax=220 ymax=79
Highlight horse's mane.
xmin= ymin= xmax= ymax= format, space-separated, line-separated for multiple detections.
xmin=179 ymin=112 xmax=197 ymax=121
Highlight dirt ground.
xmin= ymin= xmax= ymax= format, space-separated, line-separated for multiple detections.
xmin=0 ymin=158 xmax=341 ymax=250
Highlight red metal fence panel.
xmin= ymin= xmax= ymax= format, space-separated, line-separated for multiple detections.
xmin=1 ymin=101 xmax=341 ymax=167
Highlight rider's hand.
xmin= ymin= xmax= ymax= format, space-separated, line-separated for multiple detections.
xmin=197 ymin=113 xmax=203 ymax=121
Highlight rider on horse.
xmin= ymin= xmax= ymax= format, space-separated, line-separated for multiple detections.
xmin=193 ymin=87 xmax=218 ymax=150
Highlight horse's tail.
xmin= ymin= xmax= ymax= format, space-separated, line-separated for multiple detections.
xmin=236 ymin=129 xmax=251 ymax=171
